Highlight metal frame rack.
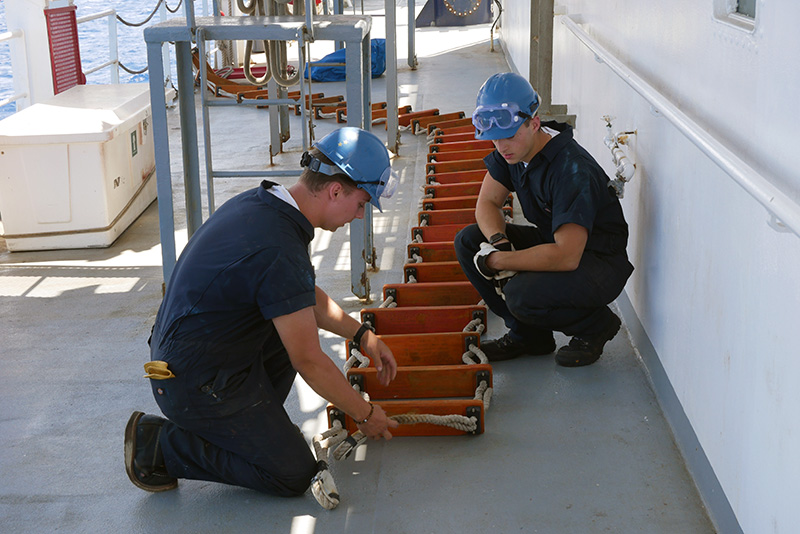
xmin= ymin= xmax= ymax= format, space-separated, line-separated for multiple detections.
xmin=145 ymin=0 xmax=387 ymax=298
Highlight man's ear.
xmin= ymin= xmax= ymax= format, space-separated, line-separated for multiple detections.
xmin=530 ymin=115 xmax=541 ymax=131
xmin=328 ymin=181 xmax=343 ymax=200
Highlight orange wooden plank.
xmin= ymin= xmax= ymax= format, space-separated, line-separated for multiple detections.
xmin=432 ymin=124 xmax=474 ymax=136
xmin=424 ymin=183 xmax=482 ymax=198
xmin=357 ymin=331 xmax=481 ymax=366
xmin=427 ymin=117 xmax=473 ymax=134
xmin=426 ymin=159 xmax=486 ymax=175
xmin=398 ymin=108 xmax=439 ymax=127
xmin=431 ymin=132 xmax=476 ymax=143
xmin=361 ymin=305 xmax=486 ymax=334
xmin=411 ymin=224 xmax=466 ymax=242
xmin=404 ymin=261 xmax=469 ymax=283
xmin=427 ymin=149 xmax=493 ymax=163
xmin=412 ymin=111 xmax=465 ymax=133
xmin=419 ymin=209 xmax=475 ymax=227
xmin=347 ymin=364 xmax=492 ymax=399
xmin=422 ymin=195 xmax=479 ymax=211
xmin=407 ymin=241 xmax=457 ymax=262
xmin=429 ymin=140 xmax=494 ymax=152
xmin=382 ymin=281 xmax=481 ymax=307
xmin=425 ymin=169 xmax=487 ymax=184
xmin=418 ymin=207 xmax=512 ymax=227
xmin=327 ymin=398 xmax=484 ymax=436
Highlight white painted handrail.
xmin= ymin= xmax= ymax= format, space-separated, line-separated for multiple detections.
xmin=559 ymin=15 xmax=800 ymax=237
xmin=76 ymin=9 xmax=119 ymax=83
xmin=0 ymin=29 xmax=29 ymax=108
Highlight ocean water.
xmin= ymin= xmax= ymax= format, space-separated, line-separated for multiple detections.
xmin=0 ymin=0 xmax=207 ymax=120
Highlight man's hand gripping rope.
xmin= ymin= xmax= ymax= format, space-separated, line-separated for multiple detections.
xmin=473 ymin=241 xmax=517 ymax=299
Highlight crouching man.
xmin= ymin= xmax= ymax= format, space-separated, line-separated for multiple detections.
xmin=455 ymin=73 xmax=634 ymax=367
xmin=126 ymin=127 xmax=399 ymax=496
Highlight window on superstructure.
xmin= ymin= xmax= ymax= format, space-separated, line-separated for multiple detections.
xmin=737 ymin=0 xmax=756 ymax=18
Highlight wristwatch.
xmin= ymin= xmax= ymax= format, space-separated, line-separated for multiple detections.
xmin=489 ymin=232 xmax=508 ymax=245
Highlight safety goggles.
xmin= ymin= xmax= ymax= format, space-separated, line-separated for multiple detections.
xmin=471 ymin=102 xmax=530 ymax=132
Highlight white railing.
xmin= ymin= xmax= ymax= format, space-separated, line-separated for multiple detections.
xmin=559 ymin=14 xmax=800 ymax=238
xmin=76 ymin=9 xmax=120 ymax=83
xmin=0 ymin=29 xmax=30 ymax=108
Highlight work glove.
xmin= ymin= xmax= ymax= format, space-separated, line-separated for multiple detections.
xmin=473 ymin=242 xmax=517 ymax=299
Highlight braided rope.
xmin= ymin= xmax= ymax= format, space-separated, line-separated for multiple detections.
xmin=462 ymin=343 xmax=488 ymax=365
xmin=378 ymin=295 xmax=396 ymax=308
xmin=343 ymin=347 xmax=371 ymax=372
xmin=410 ymin=253 xmax=423 ymax=263
xmin=413 ymin=233 xmax=423 ymax=243
xmin=407 ymin=274 xmax=418 ymax=283
xmin=462 ymin=317 xmax=485 ymax=335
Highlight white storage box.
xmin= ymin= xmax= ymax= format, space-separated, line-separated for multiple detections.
xmin=0 ymin=84 xmax=157 ymax=251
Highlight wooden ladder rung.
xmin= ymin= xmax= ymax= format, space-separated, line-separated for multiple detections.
xmin=422 ymin=195 xmax=478 ymax=211
xmin=399 ymin=108 xmax=439 ymax=127
xmin=418 ymin=207 xmax=512 ymax=227
xmin=428 ymin=149 xmax=493 ymax=163
xmin=424 ymin=182 xmax=482 ymax=198
xmin=407 ymin=241 xmax=457 ymax=262
xmin=431 ymin=124 xmax=474 ymax=136
xmin=327 ymin=398 xmax=485 ymax=436
xmin=425 ymin=169 xmax=486 ymax=184
xmin=383 ymin=281 xmax=481 ymax=307
xmin=361 ymin=305 xmax=486 ymax=334
xmin=427 ymin=159 xmax=486 ymax=175
xmin=426 ymin=117 xmax=473 ymax=134
xmin=404 ymin=261 xmax=468 ymax=283
xmin=346 ymin=364 xmax=492 ymax=399
xmin=411 ymin=224 xmax=467 ymax=243
xmin=429 ymin=139 xmax=494 ymax=152
xmin=349 ymin=331 xmax=481 ymax=366
xmin=412 ymin=111 xmax=465 ymax=133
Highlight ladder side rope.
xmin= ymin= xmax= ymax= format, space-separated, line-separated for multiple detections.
xmin=411 ymin=253 xmax=423 ymax=263
xmin=462 ymin=343 xmax=488 ymax=365
xmin=462 ymin=317 xmax=485 ymax=335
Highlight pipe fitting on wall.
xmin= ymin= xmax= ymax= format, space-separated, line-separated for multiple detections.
xmin=602 ymin=115 xmax=637 ymax=198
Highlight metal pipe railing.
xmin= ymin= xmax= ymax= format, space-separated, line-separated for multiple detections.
xmin=76 ymin=9 xmax=120 ymax=83
xmin=560 ymin=14 xmax=800 ymax=237
xmin=0 ymin=29 xmax=30 ymax=108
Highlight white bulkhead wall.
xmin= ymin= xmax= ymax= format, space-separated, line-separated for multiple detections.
xmin=498 ymin=1 xmax=800 ymax=533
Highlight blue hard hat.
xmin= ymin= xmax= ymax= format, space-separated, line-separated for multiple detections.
xmin=307 ymin=127 xmax=397 ymax=211
xmin=473 ymin=73 xmax=540 ymax=140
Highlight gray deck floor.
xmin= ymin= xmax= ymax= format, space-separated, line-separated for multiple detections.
xmin=0 ymin=9 xmax=715 ymax=534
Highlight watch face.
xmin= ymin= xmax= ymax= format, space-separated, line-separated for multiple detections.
xmin=490 ymin=233 xmax=506 ymax=244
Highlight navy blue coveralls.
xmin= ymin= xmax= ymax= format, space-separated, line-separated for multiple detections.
xmin=455 ymin=122 xmax=634 ymax=345
xmin=148 ymin=181 xmax=318 ymax=496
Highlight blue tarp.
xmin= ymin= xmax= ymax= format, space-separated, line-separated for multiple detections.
xmin=304 ymin=39 xmax=386 ymax=82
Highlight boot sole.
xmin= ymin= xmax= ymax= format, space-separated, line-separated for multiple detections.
xmin=125 ymin=411 xmax=178 ymax=492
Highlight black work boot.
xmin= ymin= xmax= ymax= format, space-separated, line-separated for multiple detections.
xmin=481 ymin=332 xmax=556 ymax=362
xmin=556 ymin=312 xmax=622 ymax=367
xmin=124 ymin=411 xmax=178 ymax=492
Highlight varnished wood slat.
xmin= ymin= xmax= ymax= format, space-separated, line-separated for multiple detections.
xmin=346 ymin=364 xmax=492 ymax=399
xmin=422 ymin=195 xmax=478 ymax=211
xmin=412 ymin=111 xmax=465 ymax=132
xmin=349 ymin=331 xmax=480 ymax=366
xmin=428 ymin=139 xmax=494 ymax=152
xmin=404 ymin=261 xmax=468 ymax=283
xmin=424 ymin=182 xmax=482 ymax=198
xmin=398 ymin=108 xmax=439 ymax=127
xmin=425 ymin=169 xmax=486 ymax=184
xmin=431 ymin=132 xmax=475 ymax=143
xmin=426 ymin=159 xmax=486 ymax=175
xmin=411 ymin=224 xmax=466 ymax=243
xmin=382 ymin=281 xmax=481 ymax=307
xmin=407 ymin=241 xmax=457 ymax=262
xmin=361 ymin=304 xmax=485 ymax=334
xmin=426 ymin=117 xmax=473 ymax=134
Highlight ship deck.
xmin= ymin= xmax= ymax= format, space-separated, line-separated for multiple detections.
xmin=0 ymin=7 xmax=715 ymax=533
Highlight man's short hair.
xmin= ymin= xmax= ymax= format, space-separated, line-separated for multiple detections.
xmin=300 ymin=147 xmax=360 ymax=193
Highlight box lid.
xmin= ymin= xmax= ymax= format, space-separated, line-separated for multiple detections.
xmin=0 ymin=84 xmax=151 ymax=145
